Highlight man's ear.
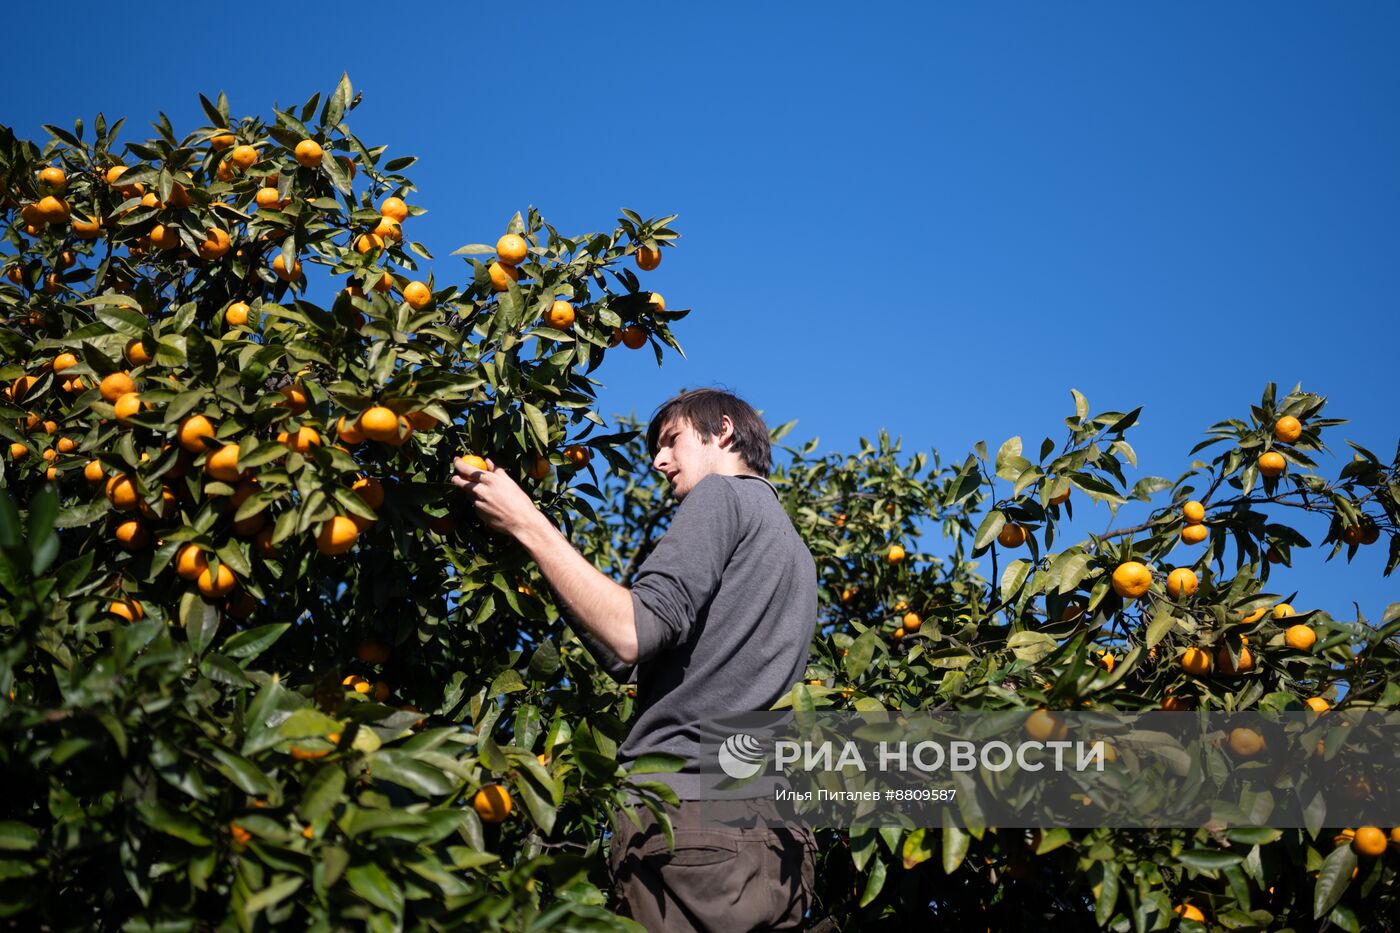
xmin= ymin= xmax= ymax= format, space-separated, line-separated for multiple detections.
xmin=716 ymin=415 xmax=736 ymax=449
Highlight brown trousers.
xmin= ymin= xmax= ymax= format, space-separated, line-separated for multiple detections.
xmin=608 ymin=798 xmax=817 ymax=931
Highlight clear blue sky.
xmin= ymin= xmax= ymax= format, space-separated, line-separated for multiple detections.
xmin=6 ymin=2 xmax=1396 ymax=621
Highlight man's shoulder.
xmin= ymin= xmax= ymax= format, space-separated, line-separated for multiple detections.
xmin=706 ymin=472 xmax=777 ymax=499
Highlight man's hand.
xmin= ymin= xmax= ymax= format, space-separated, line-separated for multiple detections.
xmin=451 ymin=455 xmax=639 ymax=666
xmin=451 ymin=457 xmax=542 ymax=537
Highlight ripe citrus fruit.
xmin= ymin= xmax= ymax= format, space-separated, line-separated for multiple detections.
xmin=52 ymin=352 xmax=78 ymax=373
xmin=996 ymin=523 xmax=1028 ymax=548
xmin=527 ymin=456 xmax=552 ymax=480
xmin=1179 ymin=647 xmax=1211 ymax=677
xmin=175 ymin=544 xmax=208 ymax=580
xmin=114 ymin=519 xmax=149 ymax=550
xmin=1228 ymin=727 xmax=1264 ymax=757
xmin=1161 ymin=695 xmax=1190 ymax=711
xmin=635 ymin=245 xmax=661 ymax=270
xmin=1272 ymin=603 xmax=1295 ymax=619
xmin=179 ymin=414 xmax=216 ymax=452
xmin=1023 ymin=710 xmax=1068 ymax=742
xmin=1182 ymin=500 xmax=1205 ymax=524
xmin=352 ymin=476 xmax=385 ymax=511
xmin=337 ymin=416 xmax=365 ymax=445
xmin=488 ymin=261 xmax=520 ymax=292
xmin=316 ymin=515 xmax=359 ymax=555
xmin=563 ymin=445 xmax=590 ymax=467
xmin=545 ymin=299 xmax=575 ymax=330
xmin=458 ymin=454 xmax=489 ymax=474
xmin=355 ymin=233 xmax=385 ymax=254
xmin=205 ymin=445 xmax=242 ymax=482
xmin=403 ymin=281 xmax=432 ymax=309
xmin=380 ymin=197 xmax=409 ymax=222
xmin=1353 ymin=826 xmax=1386 ymax=857
xmin=37 ymin=195 xmax=70 ymax=224
xmin=1304 ymin=696 xmax=1330 ymax=713
xmin=254 ymin=187 xmax=286 ymax=210
xmin=272 ymin=254 xmax=302 ymax=282
xmin=106 ymin=474 xmax=139 ymax=511
xmin=99 ymin=371 xmax=136 ymax=402
xmin=1181 ymin=524 xmax=1208 ymax=545
xmin=197 ymin=563 xmax=236 ymax=598
xmin=148 ymin=224 xmax=181 ymax=251
xmin=114 ymin=392 xmax=143 ymax=425
xmin=886 ymin=544 xmax=906 ymax=564
xmin=902 ymin=611 xmax=922 ymax=632
xmin=1258 ymin=451 xmax=1286 ymax=477
xmin=368 ymin=216 xmax=400 ymax=241
xmin=1166 ymin=568 xmax=1199 ymax=599
xmin=1285 ymin=624 xmax=1316 ymax=651
xmin=496 ymin=233 xmax=527 ymax=265
xmin=294 ymin=139 xmax=323 ymax=167
xmin=283 ymin=425 xmax=321 ymax=454
xmin=109 ymin=598 xmax=144 ymax=622
xmin=620 ymin=325 xmax=647 ymax=348
xmin=1174 ymin=904 xmax=1205 ymax=922
xmin=1111 ymin=561 xmax=1151 ymax=599
xmin=1049 ymin=486 xmax=1070 ymax=506
xmin=38 ymin=166 xmax=66 ymax=190
xmin=224 ymin=302 xmax=250 ymax=327
xmin=1216 ymin=643 xmax=1254 ymax=675
xmin=72 ymin=214 xmax=101 ymax=238
xmin=359 ymin=406 xmax=399 ymax=442
xmin=210 ymin=133 xmax=235 ymax=149
xmin=84 ymin=460 xmax=104 ymax=483
xmin=473 ymin=784 xmax=513 ymax=823
xmin=115 ymin=336 xmax=147 ymax=367
xmin=1274 ymin=415 xmax=1302 ymax=443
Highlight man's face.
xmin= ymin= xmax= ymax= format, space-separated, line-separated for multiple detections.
xmin=652 ymin=416 xmax=723 ymax=500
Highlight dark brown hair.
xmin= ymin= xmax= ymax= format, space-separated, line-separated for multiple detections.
xmin=646 ymin=388 xmax=772 ymax=476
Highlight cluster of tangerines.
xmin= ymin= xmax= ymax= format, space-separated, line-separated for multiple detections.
xmin=2 ymin=130 xmax=396 ymax=310
xmin=1171 ymin=827 xmax=1400 ymax=922
xmin=482 ymin=231 xmax=665 ymax=346
xmin=1108 ymin=558 xmax=1326 ymax=714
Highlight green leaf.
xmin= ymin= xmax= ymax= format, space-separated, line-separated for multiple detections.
xmin=942 ymin=820 xmax=970 ymax=874
xmin=135 ymin=801 xmax=211 ymax=846
xmin=181 ymin=592 xmax=220 ymax=656
xmin=91 ymin=305 xmax=148 ymax=338
xmin=367 ymin=752 xmax=455 ymax=796
xmin=1314 ymin=843 xmax=1357 ymax=919
xmin=222 ymin=623 xmax=290 ymax=661
xmin=245 ymin=876 xmax=303 ymax=917
xmin=209 ymin=747 xmax=275 ymax=796
xmin=901 ymin=828 xmax=935 ymax=869
xmin=1176 ymin=849 xmax=1244 ymax=872
xmin=1007 ymin=631 xmax=1058 ymax=663
xmin=346 ymin=862 xmax=404 ymax=915
xmin=298 ymin=765 xmax=346 ymax=822
xmin=1145 ymin=608 xmax=1177 ymax=649
xmin=521 ymin=403 xmax=550 ymax=448
xmin=858 ymin=856 xmax=888 ymax=907
xmin=974 ymin=510 xmax=1006 ymax=550
xmin=0 ymin=822 xmax=40 ymax=852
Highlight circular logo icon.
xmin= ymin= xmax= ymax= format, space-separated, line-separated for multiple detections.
xmin=717 ymin=733 xmax=766 ymax=780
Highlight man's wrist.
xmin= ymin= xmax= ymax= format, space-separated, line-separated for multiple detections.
xmin=514 ymin=509 xmax=558 ymax=554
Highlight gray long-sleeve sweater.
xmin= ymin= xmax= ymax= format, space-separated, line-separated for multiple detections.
xmin=573 ymin=472 xmax=817 ymax=799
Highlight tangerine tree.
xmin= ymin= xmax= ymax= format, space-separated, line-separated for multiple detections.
xmin=0 ymin=77 xmax=686 ymax=929
xmin=4 ymin=78 xmax=1400 ymax=932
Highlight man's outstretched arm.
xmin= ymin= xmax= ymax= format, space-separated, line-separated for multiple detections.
xmin=452 ymin=457 xmax=639 ymax=666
